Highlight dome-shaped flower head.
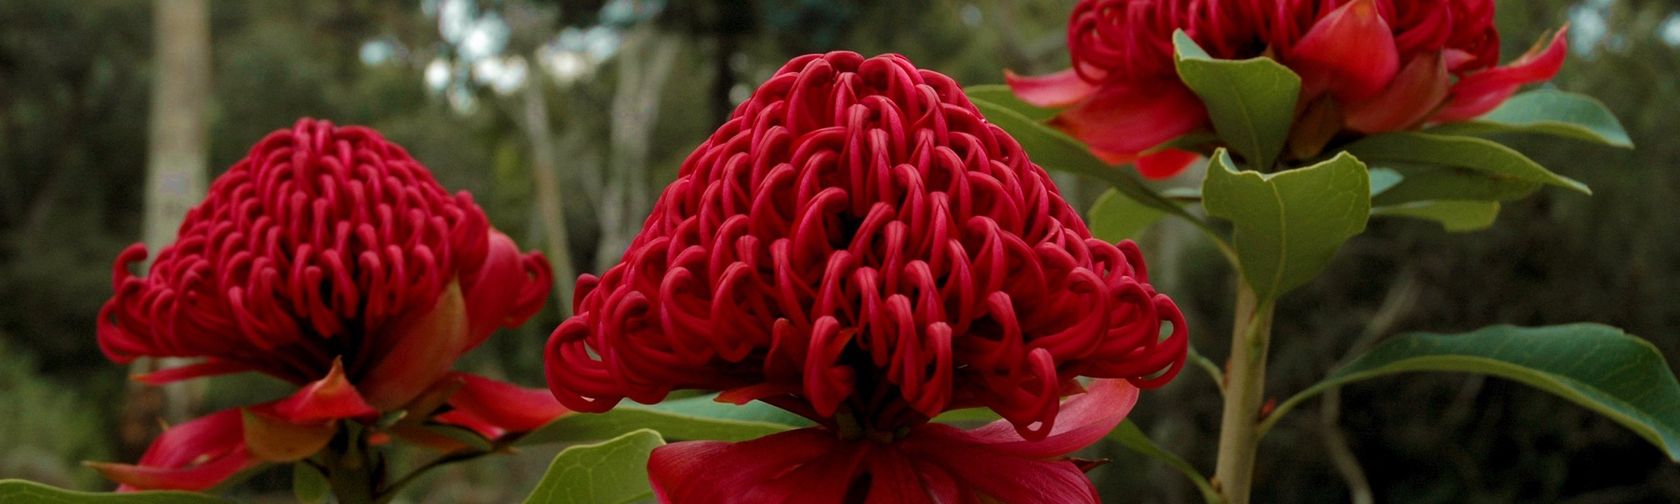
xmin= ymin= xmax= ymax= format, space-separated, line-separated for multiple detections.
xmin=90 ymin=118 xmax=565 ymax=491
xmin=1008 ymin=0 xmax=1569 ymax=178
xmin=547 ymin=52 xmax=1188 ymax=503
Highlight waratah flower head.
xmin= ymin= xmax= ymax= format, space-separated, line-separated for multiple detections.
xmin=91 ymin=118 xmax=563 ymax=491
xmin=1009 ymin=0 xmax=1569 ymax=177
xmin=546 ymin=51 xmax=1188 ymax=440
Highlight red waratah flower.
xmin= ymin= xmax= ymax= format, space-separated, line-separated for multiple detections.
xmin=546 ymin=52 xmax=1188 ymax=503
xmin=1007 ymin=0 xmax=1570 ymax=178
xmin=89 ymin=118 xmax=565 ymax=491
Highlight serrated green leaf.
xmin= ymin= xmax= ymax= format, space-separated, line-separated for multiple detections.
xmin=291 ymin=463 xmax=328 ymax=504
xmin=1202 ymin=150 xmax=1370 ymax=301
xmin=1343 ymin=132 xmax=1590 ymax=195
xmin=1370 ymin=164 xmax=1539 ymax=206
xmin=963 ymin=84 xmax=1058 ymax=122
xmin=522 ymin=429 xmax=666 ymax=504
xmin=1428 ymin=89 xmax=1632 ymax=148
xmin=0 ymin=480 xmax=229 ymax=504
xmin=1172 ymin=30 xmax=1300 ymax=170
xmin=1372 ymin=200 xmax=1501 ymax=232
xmin=1088 ymin=189 xmax=1167 ymax=241
xmin=518 ymin=393 xmax=810 ymax=446
xmin=1263 ymin=324 xmax=1680 ymax=461
xmin=1108 ymin=421 xmax=1222 ymax=504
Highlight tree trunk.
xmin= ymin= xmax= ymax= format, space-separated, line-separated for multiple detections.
xmin=595 ymin=29 xmax=681 ymax=270
xmin=521 ymin=68 xmax=578 ymax=316
xmin=122 ymin=0 xmax=211 ymax=455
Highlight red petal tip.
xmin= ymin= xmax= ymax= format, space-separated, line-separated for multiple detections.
xmin=1290 ymin=0 xmax=1400 ymax=101
xmin=441 ymin=373 xmax=568 ymax=435
xmin=1004 ymin=68 xmax=1099 ymax=109
xmin=268 ymin=358 xmax=378 ymax=423
xmin=131 ymin=359 xmax=252 ymax=386
xmin=90 ymin=409 xmax=254 ymax=491
xmin=1434 ymin=26 xmax=1569 ymax=122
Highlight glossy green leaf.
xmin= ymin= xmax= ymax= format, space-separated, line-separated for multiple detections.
xmin=291 ymin=463 xmax=328 ymax=504
xmin=1370 ymin=164 xmax=1539 ymax=206
xmin=1263 ymin=324 xmax=1680 ymax=461
xmin=522 ymin=429 xmax=665 ymax=504
xmin=1202 ymin=150 xmax=1370 ymax=301
xmin=1428 ymin=89 xmax=1633 ymax=148
xmin=1372 ymin=201 xmax=1501 ymax=232
xmin=968 ymin=97 xmax=1197 ymax=225
xmin=1109 ymin=421 xmax=1222 ymax=504
xmin=963 ymin=84 xmax=1058 ymax=122
xmin=1172 ymin=31 xmax=1300 ymax=170
xmin=1088 ymin=189 xmax=1167 ymax=241
xmin=1343 ymin=132 xmax=1590 ymax=195
xmin=519 ymin=393 xmax=809 ymax=446
xmin=0 ymin=480 xmax=228 ymax=504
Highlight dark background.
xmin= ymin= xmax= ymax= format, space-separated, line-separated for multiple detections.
xmin=1 ymin=0 xmax=1675 ymax=502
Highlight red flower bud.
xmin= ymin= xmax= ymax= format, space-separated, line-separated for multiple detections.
xmin=546 ymin=52 xmax=1188 ymax=503
xmin=1008 ymin=0 xmax=1570 ymax=177
xmin=93 ymin=118 xmax=564 ymax=490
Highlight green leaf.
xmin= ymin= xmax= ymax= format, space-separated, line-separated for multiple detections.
xmin=1202 ymin=150 xmax=1370 ymax=301
xmin=412 ymin=422 xmax=494 ymax=452
xmin=1088 ymin=189 xmax=1167 ymax=241
xmin=1372 ymin=201 xmax=1501 ymax=232
xmin=1370 ymin=164 xmax=1539 ymax=206
xmin=963 ymin=84 xmax=1058 ymax=122
xmin=1343 ymin=132 xmax=1590 ymax=195
xmin=0 ymin=479 xmax=229 ymax=503
xmin=1109 ymin=421 xmax=1222 ymax=504
xmin=930 ymin=407 xmax=1001 ymax=424
xmin=968 ymin=97 xmax=1195 ymax=223
xmin=291 ymin=463 xmax=329 ymax=504
xmin=1263 ymin=324 xmax=1680 ymax=461
xmin=1172 ymin=30 xmax=1300 ymax=170
xmin=522 ymin=429 xmax=666 ymax=504
xmin=519 ymin=393 xmax=810 ymax=446
xmin=1427 ymin=89 xmax=1633 ymax=148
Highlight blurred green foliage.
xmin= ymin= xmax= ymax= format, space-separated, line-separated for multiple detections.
xmin=0 ymin=341 xmax=113 ymax=490
xmin=0 ymin=0 xmax=1675 ymax=502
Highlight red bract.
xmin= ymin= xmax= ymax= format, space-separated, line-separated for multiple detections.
xmin=91 ymin=118 xmax=565 ymax=491
xmin=1008 ymin=0 xmax=1570 ymax=177
xmin=547 ymin=52 xmax=1187 ymax=503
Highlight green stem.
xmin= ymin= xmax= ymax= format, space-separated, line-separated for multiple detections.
xmin=1188 ymin=345 xmax=1227 ymax=396
xmin=1212 ymin=286 xmax=1275 ymax=504
xmin=377 ymin=450 xmax=493 ymax=503
xmin=322 ymin=425 xmax=381 ymax=504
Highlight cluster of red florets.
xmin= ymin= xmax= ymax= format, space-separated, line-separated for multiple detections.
xmin=548 ymin=52 xmax=1187 ymax=438
xmin=1067 ymin=0 xmax=1498 ymax=87
xmin=99 ymin=119 xmax=548 ymax=397
xmin=1012 ymin=0 xmax=1565 ymax=176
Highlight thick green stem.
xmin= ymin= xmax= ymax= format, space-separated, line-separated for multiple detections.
xmin=323 ymin=426 xmax=380 ymax=504
xmin=1213 ymin=286 xmax=1275 ymax=504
